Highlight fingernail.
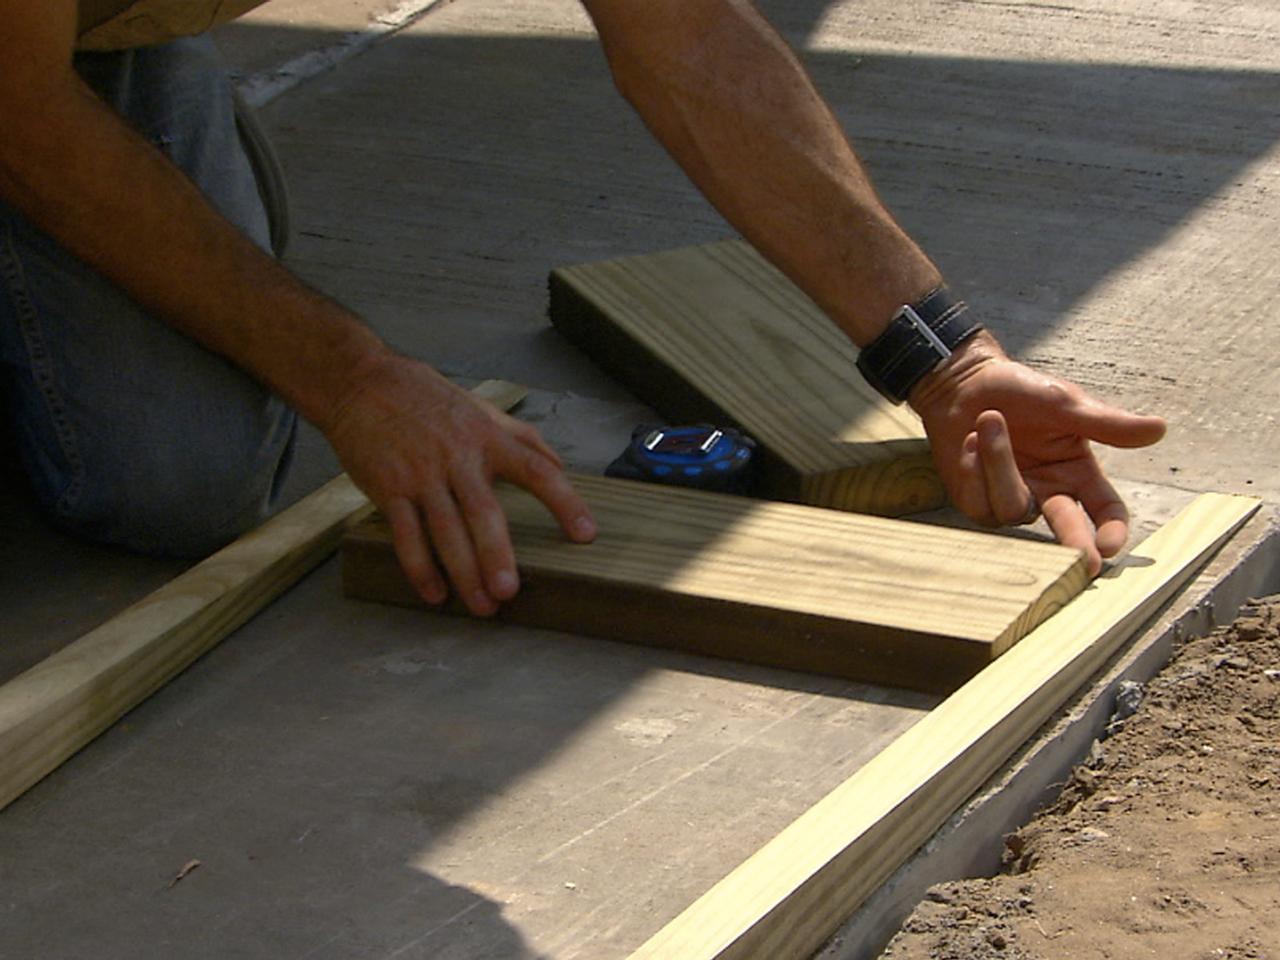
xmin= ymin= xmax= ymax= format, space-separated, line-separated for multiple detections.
xmin=572 ymin=515 xmax=597 ymax=541
xmin=492 ymin=569 xmax=519 ymax=598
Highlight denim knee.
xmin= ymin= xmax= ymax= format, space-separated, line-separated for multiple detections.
xmin=1 ymin=204 xmax=297 ymax=559
xmin=45 ymin=398 xmax=297 ymax=559
xmin=0 ymin=34 xmax=296 ymax=558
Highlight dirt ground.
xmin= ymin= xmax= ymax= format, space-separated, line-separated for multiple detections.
xmin=880 ymin=593 xmax=1280 ymax=960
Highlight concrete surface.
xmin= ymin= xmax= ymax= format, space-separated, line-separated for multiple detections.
xmin=2 ymin=0 xmax=1279 ymax=957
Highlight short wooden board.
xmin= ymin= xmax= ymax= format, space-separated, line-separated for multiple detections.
xmin=342 ymin=474 xmax=1089 ymax=694
xmin=548 ymin=240 xmax=945 ymax=516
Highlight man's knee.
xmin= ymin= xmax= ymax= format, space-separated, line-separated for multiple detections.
xmin=37 ymin=400 xmax=297 ymax=559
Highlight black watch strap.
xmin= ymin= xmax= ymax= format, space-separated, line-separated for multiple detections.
xmin=855 ymin=287 xmax=984 ymax=404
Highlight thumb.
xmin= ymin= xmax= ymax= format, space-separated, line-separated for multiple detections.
xmin=1065 ymin=394 xmax=1167 ymax=449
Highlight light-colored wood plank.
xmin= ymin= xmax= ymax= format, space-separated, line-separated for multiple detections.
xmin=342 ymin=474 xmax=1089 ymax=693
xmin=549 ymin=240 xmax=945 ymax=516
xmin=0 ymin=380 xmax=527 ymax=813
xmin=625 ymin=492 xmax=1260 ymax=960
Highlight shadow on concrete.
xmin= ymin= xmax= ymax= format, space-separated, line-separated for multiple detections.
xmin=3 ymin=9 xmax=1278 ymax=958
xmin=237 ymin=27 xmax=1280 ymax=384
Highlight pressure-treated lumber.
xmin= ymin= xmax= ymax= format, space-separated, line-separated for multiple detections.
xmin=342 ymin=474 xmax=1089 ymax=693
xmin=0 ymin=380 xmax=527 ymax=813
xmin=624 ymin=492 xmax=1260 ymax=960
xmin=549 ymin=239 xmax=945 ymax=517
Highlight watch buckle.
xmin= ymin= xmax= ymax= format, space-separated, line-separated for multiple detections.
xmin=896 ymin=303 xmax=953 ymax=362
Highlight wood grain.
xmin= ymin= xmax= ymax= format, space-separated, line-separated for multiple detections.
xmin=624 ymin=492 xmax=1260 ymax=960
xmin=0 ymin=380 xmax=527 ymax=813
xmin=549 ymin=240 xmax=945 ymax=516
xmin=342 ymin=474 xmax=1089 ymax=693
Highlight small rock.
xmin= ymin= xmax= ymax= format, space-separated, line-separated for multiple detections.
xmin=1234 ymin=617 xmax=1267 ymax=641
xmin=1087 ymin=740 xmax=1107 ymax=768
xmin=1264 ymin=669 xmax=1280 ymax=681
xmin=925 ymin=886 xmax=954 ymax=904
xmin=1079 ymin=826 xmax=1110 ymax=842
xmin=1113 ymin=680 xmax=1145 ymax=722
xmin=986 ymin=929 xmax=1008 ymax=950
xmin=1074 ymin=766 xmax=1099 ymax=793
xmin=1004 ymin=833 xmax=1026 ymax=858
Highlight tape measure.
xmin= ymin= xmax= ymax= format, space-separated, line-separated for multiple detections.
xmin=605 ymin=424 xmax=756 ymax=494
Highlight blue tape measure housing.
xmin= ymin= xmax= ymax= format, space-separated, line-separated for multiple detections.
xmin=605 ymin=424 xmax=756 ymax=493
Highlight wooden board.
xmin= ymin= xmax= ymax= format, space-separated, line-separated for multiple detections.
xmin=549 ymin=240 xmax=945 ymax=517
xmin=342 ymin=474 xmax=1089 ymax=694
xmin=0 ymin=380 xmax=527 ymax=813
xmin=624 ymin=492 xmax=1260 ymax=960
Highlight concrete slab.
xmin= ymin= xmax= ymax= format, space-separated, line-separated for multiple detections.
xmin=243 ymin=0 xmax=1280 ymax=501
xmin=0 ymin=552 xmax=935 ymax=958
xmin=3 ymin=0 xmax=1279 ymax=957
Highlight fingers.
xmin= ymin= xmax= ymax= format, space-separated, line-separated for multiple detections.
xmin=385 ymin=469 xmax=521 ymax=617
xmin=953 ymin=411 xmax=1107 ymax=576
xmin=1061 ymin=394 xmax=1168 ymax=450
xmin=451 ymin=465 xmax=520 ymax=603
xmin=951 ymin=431 xmax=996 ymax=525
xmin=948 ymin=413 xmax=1038 ymax=528
xmin=1039 ymin=492 xmax=1104 ymax=576
xmin=496 ymin=441 xmax=597 ymax=545
xmin=435 ymin=441 xmax=592 ymax=616
xmin=1071 ymin=464 xmax=1130 ymax=559
xmin=382 ymin=426 xmax=592 ymax=617
xmin=422 ymin=482 xmax=499 ymax=617
xmin=974 ymin=412 xmax=1037 ymax=526
xmin=385 ymin=497 xmax=447 ymax=606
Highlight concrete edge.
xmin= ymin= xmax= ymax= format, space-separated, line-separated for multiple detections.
xmin=816 ymin=502 xmax=1280 ymax=960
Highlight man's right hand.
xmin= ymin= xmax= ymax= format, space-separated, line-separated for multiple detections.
xmin=910 ymin=332 xmax=1167 ymax=576
xmin=324 ymin=352 xmax=597 ymax=616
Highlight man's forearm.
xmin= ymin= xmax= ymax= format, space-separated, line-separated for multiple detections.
xmin=0 ymin=50 xmax=386 ymax=432
xmin=584 ymin=0 xmax=942 ymax=345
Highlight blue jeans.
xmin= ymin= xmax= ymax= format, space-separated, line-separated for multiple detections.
xmin=0 ymin=37 xmax=296 ymax=557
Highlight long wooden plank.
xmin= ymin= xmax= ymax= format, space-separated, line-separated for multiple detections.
xmin=0 ymin=380 xmax=527 ymax=813
xmin=342 ymin=474 xmax=1089 ymax=693
xmin=624 ymin=492 xmax=1259 ymax=960
xmin=549 ymin=240 xmax=945 ymax=517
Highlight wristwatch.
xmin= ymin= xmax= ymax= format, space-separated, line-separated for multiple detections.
xmin=855 ymin=287 xmax=984 ymax=404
